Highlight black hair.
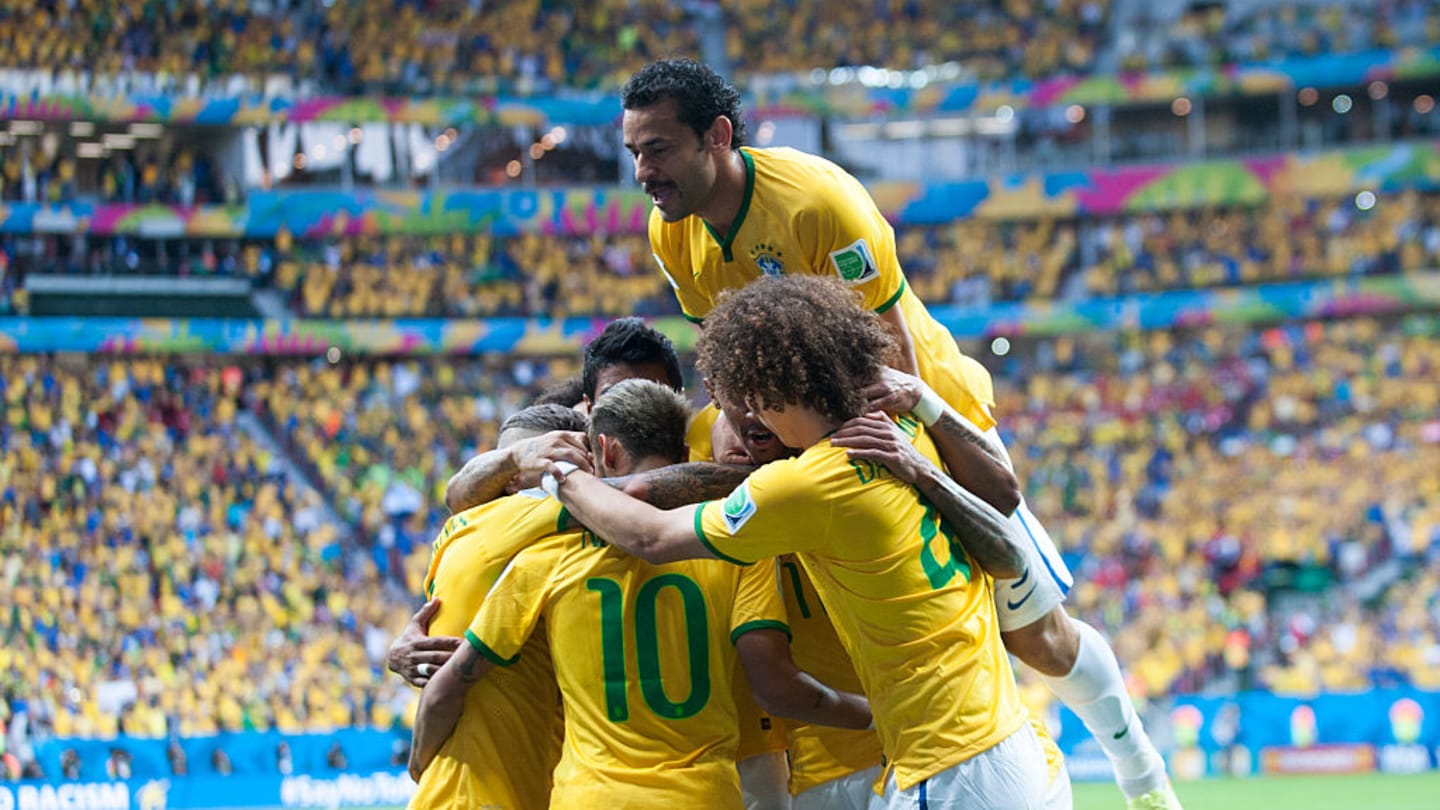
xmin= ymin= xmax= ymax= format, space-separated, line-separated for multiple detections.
xmin=621 ymin=58 xmax=748 ymax=149
xmin=529 ymin=376 xmax=586 ymax=409
xmin=499 ymin=403 xmax=588 ymax=436
xmin=581 ymin=317 xmax=684 ymax=400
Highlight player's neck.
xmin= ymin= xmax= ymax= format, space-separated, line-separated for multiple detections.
xmin=697 ymin=149 xmax=748 ymax=234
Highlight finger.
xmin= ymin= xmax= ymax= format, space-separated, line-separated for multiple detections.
xmin=409 ymin=635 xmax=463 ymax=651
xmin=410 ymin=677 xmax=429 ymax=688
xmin=412 ymin=650 xmax=458 ymax=667
xmin=547 ymin=445 xmax=593 ymax=473
xmin=411 ymin=597 xmax=442 ymax=625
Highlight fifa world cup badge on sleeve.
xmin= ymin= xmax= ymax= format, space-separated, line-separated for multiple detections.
xmin=828 ymin=239 xmax=880 ymax=284
xmin=722 ymin=482 xmax=758 ymax=532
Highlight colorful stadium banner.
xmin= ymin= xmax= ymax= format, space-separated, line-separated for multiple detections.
xmin=750 ymin=46 xmax=1440 ymax=118
xmin=0 ymin=141 xmax=1436 ymax=238
xmin=3 ymin=274 xmax=1437 ymax=355
xmin=2 ymin=47 xmax=1437 ymax=127
xmin=0 ymin=771 xmax=414 ymax=810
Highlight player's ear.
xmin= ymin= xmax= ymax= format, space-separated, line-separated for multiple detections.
xmin=707 ymin=116 xmax=734 ymax=152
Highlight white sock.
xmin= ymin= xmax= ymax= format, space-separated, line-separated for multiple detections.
xmin=1038 ymin=618 xmax=1168 ymax=798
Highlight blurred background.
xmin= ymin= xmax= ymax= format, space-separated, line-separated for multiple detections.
xmin=1 ymin=1 xmax=1439 ymax=808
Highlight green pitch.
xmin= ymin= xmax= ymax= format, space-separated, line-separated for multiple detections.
xmin=1074 ymin=772 xmax=1440 ymax=810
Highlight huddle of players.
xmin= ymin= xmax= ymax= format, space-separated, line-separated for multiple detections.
xmin=393 ymin=291 xmax=1069 ymax=810
xmin=390 ymin=57 xmax=1182 ymax=810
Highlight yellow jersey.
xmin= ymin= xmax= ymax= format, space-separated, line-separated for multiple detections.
xmin=694 ymin=418 xmax=1026 ymax=791
xmin=649 ymin=146 xmax=997 ymax=430
xmin=467 ymin=530 xmax=791 ymax=809
xmin=777 ymin=554 xmax=884 ymax=795
xmin=687 ymin=401 xmax=789 ymax=761
xmin=410 ymin=490 xmax=567 ymax=810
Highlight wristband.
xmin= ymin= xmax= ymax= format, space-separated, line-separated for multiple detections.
xmin=540 ymin=461 xmax=580 ymax=498
xmin=912 ymin=386 xmax=945 ymax=427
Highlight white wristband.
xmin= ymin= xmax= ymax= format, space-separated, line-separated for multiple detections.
xmin=912 ymin=386 xmax=945 ymax=427
xmin=540 ymin=461 xmax=579 ymax=498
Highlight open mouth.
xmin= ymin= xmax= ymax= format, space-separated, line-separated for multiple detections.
xmin=646 ymin=183 xmax=678 ymax=208
xmin=745 ymin=426 xmax=777 ymax=450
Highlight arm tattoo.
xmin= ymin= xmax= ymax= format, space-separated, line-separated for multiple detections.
xmin=456 ymin=648 xmax=485 ymax=681
xmin=608 ymin=463 xmax=754 ymax=509
xmin=932 ymin=411 xmax=1008 ymax=468
xmin=447 ymin=449 xmax=517 ymax=513
xmin=916 ymin=467 xmax=1026 ymax=578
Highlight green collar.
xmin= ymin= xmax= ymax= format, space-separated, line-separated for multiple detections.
xmin=702 ymin=149 xmax=755 ymax=262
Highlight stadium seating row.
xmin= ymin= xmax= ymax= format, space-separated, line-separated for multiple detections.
xmin=7 ymin=0 xmax=1437 ymax=96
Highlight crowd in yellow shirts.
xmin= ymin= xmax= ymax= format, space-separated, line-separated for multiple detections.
xmin=3 ymin=314 xmax=1438 ymax=765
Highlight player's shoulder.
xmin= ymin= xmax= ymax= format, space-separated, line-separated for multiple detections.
xmin=747 ymin=146 xmax=849 ymax=181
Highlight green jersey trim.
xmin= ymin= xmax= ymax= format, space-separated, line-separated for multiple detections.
xmin=694 ymin=502 xmax=754 ymax=566
xmin=465 ymin=630 xmax=519 ymax=667
xmin=703 ymin=149 xmax=756 ymax=262
xmin=682 ymin=311 xmax=705 ymax=325
xmin=731 ymin=619 xmax=793 ymax=645
xmin=874 ymin=278 xmax=907 ymax=314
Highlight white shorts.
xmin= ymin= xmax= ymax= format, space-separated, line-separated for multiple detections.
xmin=867 ymin=723 xmax=1049 ymax=810
xmin=985 ymin=427 xmax=1073 ymax=632
xmin=740 ymin=750 xmax=792 ymax=810
xmin=793 ymin=764 xmax=882 ymax=810
xmin=1044 ymin=764 xmax=1073 ymax=810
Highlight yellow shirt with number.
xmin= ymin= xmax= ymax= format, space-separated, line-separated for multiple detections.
xmin=694 ymin=417 xmax=1025 ymax=791
xmin=777 ymin=554 xmax=884 ymax=795
xmin=410 ymin=490 xmax=567 ymax=810
xmin=466 ymin=531 xmax=791 ymax=809
xmin=687 ymin=401 xmax=789 ymax=761
xmin=649 ymin=146 xmax=997 ymax=430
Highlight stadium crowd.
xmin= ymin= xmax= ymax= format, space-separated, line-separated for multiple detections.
xmin=1120 ymin=0 xmax=1440 ymax=71
xmin=0 ymin=356 xmax=416 ymax=780
xmin=1 ymin=314 xmax=1438 ymax=776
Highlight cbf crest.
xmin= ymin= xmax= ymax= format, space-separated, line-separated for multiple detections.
xmin=749 ymin=242 xmax=785 ymax=276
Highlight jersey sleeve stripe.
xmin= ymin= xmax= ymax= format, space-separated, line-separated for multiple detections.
xmin=464 ymin=630 xmax=520 ymax=667
xmin=682 ymin=312 xmax=705 ymax=325
xmin=693 ymin=501 xmax=754 ymax=566
xmin=874 ymin=278 xmax=907 ymax=314
xmin=730 ymin=619 xmax=792 ymax=645
xmin=557 ymin=506 xmax=571 ymax=532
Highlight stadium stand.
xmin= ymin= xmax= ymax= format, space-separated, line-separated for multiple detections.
xmin=0 ymin=356 xmax=416 ymax=757
xmin=1119 ymin=0 xmax=1440 ymax=71
xmin=993 ymin=315 xmax=1440 ymax=698
xmin=725 ymin=0 xmax=1111 ymax=80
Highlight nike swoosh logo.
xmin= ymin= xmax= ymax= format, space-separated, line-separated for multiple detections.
xmin=1113 ymin=726 xmax=1130 ymax=740
xmin=1010 ymin=567 xmax=1031 ymax=589
xmin=1006 ymin=584 xmax=1038 ymax=611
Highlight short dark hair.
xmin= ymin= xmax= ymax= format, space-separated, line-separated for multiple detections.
xmin=581 ymin=317 xmax=684 ymax=400
xmin=589 ymin=379 xmax=690 ymax=466
xmin=530 ymin=376 xmax=585 ymax=409
xmin=499 ymin=403 xmax=588 ymax=437
xmin=697 ymin=276 xmax=897 ymax=424
xmin=622 ymin=58 xmax=747 ymax=149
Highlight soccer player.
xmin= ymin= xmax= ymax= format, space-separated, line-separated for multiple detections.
xmin=411 ymin=380 xmax=872 ymax=808
xmin=406 ymin=403 xmax=587 ymax=810
xmin=544 ymin=277 xmax=1047 ymax=809
xmin=429 ymin=317 xmax=792 ymax=807
xmin=622 ymin=58 xmax=1179 ymax=809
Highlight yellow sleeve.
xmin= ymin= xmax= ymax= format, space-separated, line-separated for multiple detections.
xmin=796 ymin=181 xmax=905 ymax=313
xmin=465 ymin=545 xmax=554 ymax=666
xmin=696 ymin=460 xmax=830 ymax=565
xmin=729 ymin=558 xmax=790 ymax=643
xmin=649 ymin=210 xmax=711 ymax=322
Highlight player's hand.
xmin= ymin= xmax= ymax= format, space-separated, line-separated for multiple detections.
xmin=830 ymin=412 xmax=930 ymax=485
xmin=387 ymin=599 xmax=462 ymax=688
xmin=861 ymin=368 xmax=926 ymax=416
xmin=511 ymin=431 xmax=592 ymax=489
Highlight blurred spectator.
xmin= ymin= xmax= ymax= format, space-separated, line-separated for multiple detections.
xmin=326 ymin=741 xmax=347 ymax=770
xmin=105 ymin=747 xmax=132 ymax=780
xmin=60 ymin=748 xmax=80 ymax=780
xmin=211 ymin=748 xmax=232 ymax=777
xmin=167 ymin=738 xmax=187 ymax=776
xmin=277 ymin=741 xmax=293 ymax=776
